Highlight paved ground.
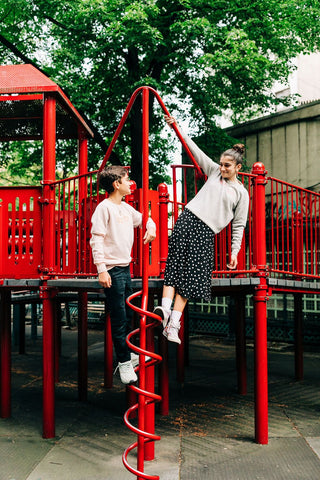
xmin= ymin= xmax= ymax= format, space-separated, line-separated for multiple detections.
xmin=1 ymin=327 xmax=320 ymax=480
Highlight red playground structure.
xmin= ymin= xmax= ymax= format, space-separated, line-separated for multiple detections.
xmin=0 ymin=64 xmax=320 ymax=480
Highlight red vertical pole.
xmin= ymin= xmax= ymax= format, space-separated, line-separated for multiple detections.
xmin=158 ymin=183 xmax=169 ymax=278
xmin=251 ymin=162 xmax=269 ymax=445
xmin=0 ymin=289 xmax=11 ymax=418
xmin=41 ymin=95 xmax=57 ymax=439
xmin=293 ymin=211 xmax=303 ymax=380
xmin=78 ymin=127 xmax=88 ymax=177
xmin=136 ymin=87 xmax=149 ymax=475
xmin=54 ymin=299 xmax=60 ymax=383
xmin=78 ymin=291 xmax=88 ymax=401
xmin=172 ymin=167 xmax=178 ymax=223
xmin=294 ymin=294 xmax=303 ymax=380
xmin=41 ymin=285 xmax=56 ymax=438
xmin=104 ymin=310 xmax=113 ymax=389
xmin=78 ymin=127 xmax=88 ymax=275
xmin=145 ymin=316 xmax=155 ymax=461
xmin=42 ymin=94 xmax=56 ymax=274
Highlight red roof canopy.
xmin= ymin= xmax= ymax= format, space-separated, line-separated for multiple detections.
xmin=0 ymin=64 xmax=58 ymax=93
xmin=0 ymin=64 xmax=93 ymax=140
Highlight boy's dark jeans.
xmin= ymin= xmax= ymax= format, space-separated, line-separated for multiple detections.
xmin=104 ymin=266 xmax=133 ymax=364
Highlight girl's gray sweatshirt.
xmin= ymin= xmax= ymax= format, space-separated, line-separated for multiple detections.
xmin=181 ymin=130 xmax=249 ymax=256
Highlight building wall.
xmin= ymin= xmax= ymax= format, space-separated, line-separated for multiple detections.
xmin=225 ymin=101 xmax=320 ymax=190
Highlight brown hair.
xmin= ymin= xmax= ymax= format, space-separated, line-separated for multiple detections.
xmin=98 ymin=165 xmax=128 ymax=194
xmin=221 ymin=143 xmax=245 ymax=165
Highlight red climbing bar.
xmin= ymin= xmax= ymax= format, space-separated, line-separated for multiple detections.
xmin=41 ymin=285 xmax=56 ymax=439
xmin=251 ymin=162 xmax=269 ymax=445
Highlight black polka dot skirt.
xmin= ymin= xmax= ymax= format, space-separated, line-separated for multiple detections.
xmin=164 ymin=208 xmax=214 ymax=301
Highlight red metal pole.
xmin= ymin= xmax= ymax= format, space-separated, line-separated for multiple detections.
xmin=293 ymin=211 xmax=304 ymax=380
xmin=172 ymin=167 xmax=178 ymax=223
xmin=294 ymin=294 xmax=303 ymax=380
xmin=42 ymin=94 xmax=56 ymax=274
xmin=136 ymin=87 xmax=150 ymax=474
xmin=158 ymin=183 xmax=169 ymax=278
xmin=78 ymin=291 xmax=88 ymax=401
xmin=78 ymin=126 xmax=88 ymax=177
xmin=145 ymin=316 xmax=155 ymax=461
xmin=0 ymin=289 xmax=11 ymax=418
xmin=78 ymin=127 xmax=89 ymax=275
xmin=251 ymin=162 xmax=269 ymax=445
xmin=41 ymin=285 xmax=56 ymax=438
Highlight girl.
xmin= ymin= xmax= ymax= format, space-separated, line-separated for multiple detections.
xmin=154 ymin=115 xmax=249 ymax=344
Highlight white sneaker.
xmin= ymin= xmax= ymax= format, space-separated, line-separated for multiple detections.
xmin=153 ymin=306 xmax=170 ymax=328
xmin=117 ymin=360 xmax=138 ymax=384
xmin=163 ymin=318 xmax=181 ymax=344
xmin=130 ymin=352 xmax=151 ymax=368
xmin=167 ymin=326 xmax=181 ymax=344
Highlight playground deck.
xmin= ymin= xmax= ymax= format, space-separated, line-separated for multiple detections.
xmin=1 ymin=326 xmax=320 ymax=480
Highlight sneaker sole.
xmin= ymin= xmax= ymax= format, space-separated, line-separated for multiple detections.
xmin=167 ymin=334 xmax=181 ymax=345
xmin=153 ymin=307 xmax=169 ymax=328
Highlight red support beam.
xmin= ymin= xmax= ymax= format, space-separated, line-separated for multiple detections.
xmin=78 ymin=291 xmax=88 ymax=401
xmin=41 ymin=285 xmax=56 ymax=439
xmin=42 ymin=94 xmax=56 ymax=274
xmin=251 ymin=162 xmax=269 ymax=445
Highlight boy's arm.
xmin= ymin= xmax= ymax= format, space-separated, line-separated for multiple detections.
xmin=143 ymin=217 xmax=156 ymax=244
xmin=128 ymin=205 xmax=156 ymax=244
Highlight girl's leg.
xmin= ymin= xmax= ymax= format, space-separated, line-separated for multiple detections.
xmin=162 ymin=285 xmax=175 ymax=301
xmin=154 ymin=285 xmax=175 ymax=327
xmin=164 ymin=293 xmax=188 ymax=345
xmin=172 ymin=293 xmax=188 ymax=313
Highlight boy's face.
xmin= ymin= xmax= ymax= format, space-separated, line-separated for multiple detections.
xmin=116 ymin=173 xmax=132 ymax=196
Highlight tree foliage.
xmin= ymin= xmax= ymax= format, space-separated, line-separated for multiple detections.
xmin=0 ymin=0 xmax=320 ymax=185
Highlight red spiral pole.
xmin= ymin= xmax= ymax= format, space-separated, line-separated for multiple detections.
xmin=123 ymin=87 xmax=163 ymax=479
xmin=124 ymin=291 xmax=162 ymax=479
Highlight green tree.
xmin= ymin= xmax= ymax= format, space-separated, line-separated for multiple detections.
xmin=0 ymin=0 xmax=320 ymax=185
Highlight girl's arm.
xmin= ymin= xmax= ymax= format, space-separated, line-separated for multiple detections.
xmin=165 ymin=115 xmax=220 ymax=176
xmin=228 ymin=190 xmax=249 ymax=269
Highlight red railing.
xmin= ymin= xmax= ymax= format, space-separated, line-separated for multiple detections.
xmin=49 ymin=171 xmax=161 ymax=279
xmin=267 ymin=177 xmax=320 ymax=279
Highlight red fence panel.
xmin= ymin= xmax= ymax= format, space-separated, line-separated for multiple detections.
xmin=267 ymin=177 xmax=320 ymax=279
xmin=0 ymin=186 xmax=42 ymax=278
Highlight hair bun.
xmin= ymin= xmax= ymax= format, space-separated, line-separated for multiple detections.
xmin=232 ymin=143 xmax=245 ymax=156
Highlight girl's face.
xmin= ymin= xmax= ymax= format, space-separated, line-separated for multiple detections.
xmin=219 ymin=155 xmax=241 ymax=182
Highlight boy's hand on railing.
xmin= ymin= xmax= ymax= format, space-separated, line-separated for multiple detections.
xmin=143 ymin=227 xmax=156 ymax=244
xmin=227 ymin=254 xmax=238 ymax=270
xmin=98 ymin=271 xmax=112 ymax=288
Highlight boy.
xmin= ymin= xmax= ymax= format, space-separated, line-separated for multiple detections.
xmin=90 ymin=166 xmax=156 ymax=384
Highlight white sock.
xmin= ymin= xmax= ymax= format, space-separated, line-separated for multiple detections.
xmin=161 ymin=297 xmax=172 ymax=314
xmin=170 ymin=310 xmax=182 ymax=328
